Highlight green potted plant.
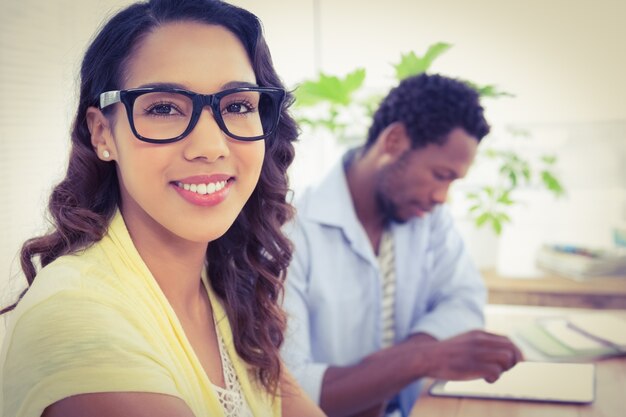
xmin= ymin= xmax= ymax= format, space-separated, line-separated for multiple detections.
xmin=291 ymin=42 xmax=564 ymax=235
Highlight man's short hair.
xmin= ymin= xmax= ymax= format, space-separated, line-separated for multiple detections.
xmin=365 ymin=73 xmax=490 ymax=149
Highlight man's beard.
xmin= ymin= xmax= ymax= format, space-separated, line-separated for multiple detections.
xmin=375 ymin=189 xmax=406 ymax=225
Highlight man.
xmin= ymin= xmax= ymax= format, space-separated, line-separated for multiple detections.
xmin=282 ymin=73 xmax=523 ymax=417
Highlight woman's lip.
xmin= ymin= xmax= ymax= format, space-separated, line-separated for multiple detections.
xmin=174 ymin=174 xmax=233 ymax=184
xmin=172 ymin=180 xmax=232 ymax=207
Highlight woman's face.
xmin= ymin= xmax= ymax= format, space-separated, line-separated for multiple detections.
xmin=103 ymin=22 xmax=265 ymax=244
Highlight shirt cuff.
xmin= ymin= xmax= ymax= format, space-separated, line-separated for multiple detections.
xmin=410 ymin=309 xmax=484 ymax=340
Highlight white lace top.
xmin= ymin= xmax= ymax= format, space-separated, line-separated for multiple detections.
xmin=213 ymin=331 xmax=254 ymax=417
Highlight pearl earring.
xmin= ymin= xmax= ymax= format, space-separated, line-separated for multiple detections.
xmin=102 ymin=150 xmax=110 ymax=159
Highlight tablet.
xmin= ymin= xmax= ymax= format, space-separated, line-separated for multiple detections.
xmin=429 ymin=361 xmax=595 ymax=404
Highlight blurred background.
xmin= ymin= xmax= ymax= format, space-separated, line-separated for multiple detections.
xmin=1 ymin=0 xmax=625 ymax=313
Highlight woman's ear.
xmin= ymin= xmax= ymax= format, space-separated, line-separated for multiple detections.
xmin=86 ymin=106 xmax=117 ymax=161
xmin=379 ymin=122 xmax=411 ymax=160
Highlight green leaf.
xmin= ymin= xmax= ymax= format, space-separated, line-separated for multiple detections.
xmin=294 ymin=68 xmax=366 ymax=107
xmin=497 ymin=191 xmax=514 ymax=205
xmin=343 ymin=68 xmax=367 ymax=94
xmin=492 ymin=219 xmax=503 ymax=235
xmin=541 ymin=170 xmax=565 ymax=196
xmin=541 ymin=154 xmax=557 ymax=165
xmin=496 ymin=212 xmax=511 ymax=223
xmin=475 ymin=212 xmax=491 ymax=227
xmin=293 ymin=80 xmax=326 ymax=106
xmin=421 ymin=42 xmax=452 ymax=70
xmin=393 ymin=51 xmax=425 ymax=80
xmin=392 ymin=42 xmax=452 ymax=80
xmin=468 ymin=204 xmax=481 ymax=213
xmin=484 ymin=148 xmax=499 ymax=158
xmin=464 ymin=81 xmax=515 ymax=98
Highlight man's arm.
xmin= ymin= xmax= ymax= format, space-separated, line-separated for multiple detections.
xmin=319 ymin=331 xmax=523 ymax=417
xmin=281 ymin=218 xmax=331 ymax=403
xmin=406 ymin=206 xmax=487 ymax=340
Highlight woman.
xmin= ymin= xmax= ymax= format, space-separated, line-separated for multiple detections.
xmin=0 ymin=1 xmax=324 ymax=416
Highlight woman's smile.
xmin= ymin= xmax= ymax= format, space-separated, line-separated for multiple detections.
xmin=172 ymin=174 xmax=234 ymax=207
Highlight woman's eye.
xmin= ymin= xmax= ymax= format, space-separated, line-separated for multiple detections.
xmin=223 ymin=100 xmax=256 ymax=115
xmin=147 ymin=103 xmax=181 ymax=116
xmin=227 ymin=103 xmax=244 ymax=113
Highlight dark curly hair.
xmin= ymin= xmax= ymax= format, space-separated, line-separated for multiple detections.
xmin=365 ymin=73 xmax=490 ymax=149
xmin=1 ymin=0 xmax=297 ymax=395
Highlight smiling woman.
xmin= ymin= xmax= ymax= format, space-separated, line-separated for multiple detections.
xmin=0 ymin=1 xmax=324 ymax=417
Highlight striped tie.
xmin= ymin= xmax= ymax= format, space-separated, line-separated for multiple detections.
xmin=377 ymin=229 xmax=396 ymax=348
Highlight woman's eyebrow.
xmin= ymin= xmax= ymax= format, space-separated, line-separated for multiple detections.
xmin=221 ymin=80 xmax=259 ymax=89
xmin=136 ymin=81 xmax=187 ymax=89
xmin=134 ymin=81 xmax=260 ymax=90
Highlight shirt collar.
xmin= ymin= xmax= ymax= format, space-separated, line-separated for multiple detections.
xmin=303 ymin=150 xmax=380 ymax=264
xmin=304 ymin=150 xmax=360 ymax=229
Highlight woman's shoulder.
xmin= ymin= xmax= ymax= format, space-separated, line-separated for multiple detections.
xmin=15 ymin=244 xmax=123 ymax=311
xmin=1 ymin=246 xmax=166 ymax=387
xmin=3 ymin=238 xmax=166 ymax=361
xmin=0 ymin=259 xmax=180 ymax=417
xmin=6 ymin=251 xmax=137 ymax=340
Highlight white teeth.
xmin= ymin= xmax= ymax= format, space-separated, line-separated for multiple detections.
xmin=176 ymin=180 xmax=228 ymax=196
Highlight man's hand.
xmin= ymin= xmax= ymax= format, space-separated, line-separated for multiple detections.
xmin=413 ymin=330 xmax=524 ymax=383
xmin=318 ymin=330 xmax=523 ymax=416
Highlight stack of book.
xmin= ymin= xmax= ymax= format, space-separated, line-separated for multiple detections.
xmin=516 ymin=313 xmax=626 ymax=361
xmin=536 ymin=244 xmax=626 ymax=279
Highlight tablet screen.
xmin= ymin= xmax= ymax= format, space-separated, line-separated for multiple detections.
xmin=429 ymin=361 xmax=595 ymax=404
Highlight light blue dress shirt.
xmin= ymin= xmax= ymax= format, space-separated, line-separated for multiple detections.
xmin=281 ymin=156 xmax=486 ymax=416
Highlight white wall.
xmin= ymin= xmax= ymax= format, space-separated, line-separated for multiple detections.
xmin=236 ymin=0 xmax=626 ymax=124
xmin=477 ymin=121 xmax=626 ymax=276
xmin=1 ymin=0 xmax=625 ymax=313
xmin=237 ymin=0 xmax=626 ymax=274
xmin=0 ymin=0 xmax=137 ymax=307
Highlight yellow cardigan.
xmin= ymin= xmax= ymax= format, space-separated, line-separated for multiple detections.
xmin=0 ymin=211 xmax=280 ymax=417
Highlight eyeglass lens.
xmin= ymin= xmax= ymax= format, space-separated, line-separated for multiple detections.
xmin=132 ymin=90 xmax=276 ymax=141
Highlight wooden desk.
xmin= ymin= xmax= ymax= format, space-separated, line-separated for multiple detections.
xmin=483 ymin=269 xmax=626 ymax=309
xmin=409 ymin=305 xmax=626 ymax=417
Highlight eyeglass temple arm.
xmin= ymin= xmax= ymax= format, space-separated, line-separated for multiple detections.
xmin=100 ymin=91 xmax=121 ymax=109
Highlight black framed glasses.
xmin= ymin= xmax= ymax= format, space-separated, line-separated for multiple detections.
xmin=99 ymin=86 xmax=285 ymax=143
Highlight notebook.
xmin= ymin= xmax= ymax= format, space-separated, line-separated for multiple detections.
xmin=516 ymin=315 xmax=626 ymax=361
xmin=429 ymin=361 xmax=595 ymax=404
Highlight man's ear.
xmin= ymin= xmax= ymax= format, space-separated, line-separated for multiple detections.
xmin=86 ymin=107 xmax=117 ymax=161
xmin=379 ymin=122 xmax=411 ymax=160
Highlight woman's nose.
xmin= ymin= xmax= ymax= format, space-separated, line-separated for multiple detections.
xmin=182 ymin=109 xmax=230 ymax=162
